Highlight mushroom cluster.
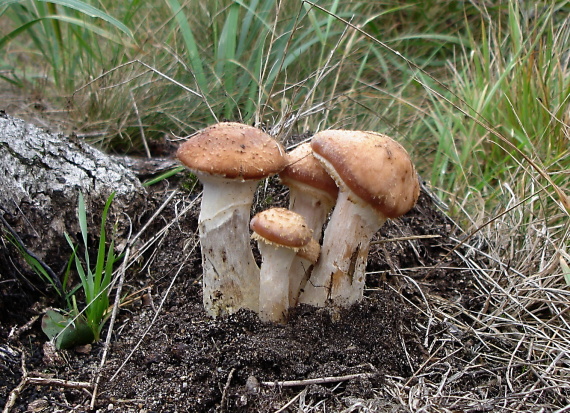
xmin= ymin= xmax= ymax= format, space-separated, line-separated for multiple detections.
xmin=177 ymin=123 xmax=419 ymax=323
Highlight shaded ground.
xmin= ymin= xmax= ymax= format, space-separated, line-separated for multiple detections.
xmin=0 ymin=176 xmax=491 ymax=412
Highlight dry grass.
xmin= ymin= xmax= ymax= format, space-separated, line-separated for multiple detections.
xmin=356 ymin=193 xmax=569 ymax=412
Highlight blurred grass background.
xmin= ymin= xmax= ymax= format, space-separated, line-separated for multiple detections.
xmin=1 ymin=0 xmax=568 ymax=239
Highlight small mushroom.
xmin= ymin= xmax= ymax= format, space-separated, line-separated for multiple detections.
xmin=279 ymin=143 xmax=337 ymax=305
xmin=299 ymin=130 xmax=419 ymax=307
xmin=250 ymin=208 xmax=313 ymax=323
xmin=177 ymin=122 xmax=286 ymax=317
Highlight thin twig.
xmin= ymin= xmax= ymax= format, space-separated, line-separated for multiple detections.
xmin=3 ymin=352 xmax=93 ymax=413
xmin=130 ymin=91 xmax=150 ymax=158
xmin=90 ymin=244 xmax=130 ymax=410
xmin=3 ymin=351 xmax=27 ymax=413
xmin=274 ymin=389 xmax=307 ymax=413
xmin=90 ymin=189 xmax=180 ymax=409
xmin=370 ymin=234 xmax=441 ymax=245
xmin=108 ymin=240 xmax=199 ymax=382
xmin=7 ymin=315 xmax=39 ymax=342
xmin=25 ymin=377 xmax=93 ymax=390
xmin=261 ymin=372 xmax=376 ymax=388
xmin=220 ymin=368 xmax=236 ymax=413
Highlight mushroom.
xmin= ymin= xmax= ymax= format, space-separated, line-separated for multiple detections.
xmin=177 ymin=122 xmax=286 ymax=317
xmin=299 ymin=130 xmax=419 ymax=307
xmin=250 ymin=208 xmax=314 ymax=323
xmin=279 ymin=143 xmax=338 ymax=305
xmin=279 ymin=142 xmax=338 ymax=237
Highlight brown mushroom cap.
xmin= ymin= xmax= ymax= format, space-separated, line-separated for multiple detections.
xmin=279 ymin=143 xmax=338 ymax=200
xmin=311 ymin=130 xmax=419 ymax=218
xmin=250 ymin=208 xmax=312 ymax=249
xmin=177 ymin=122 xmax=287 ymax=180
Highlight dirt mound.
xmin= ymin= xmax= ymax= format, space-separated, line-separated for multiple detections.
xmin=1 ymin=183 xmax=482 ymax=412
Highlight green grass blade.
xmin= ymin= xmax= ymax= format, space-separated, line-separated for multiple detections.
xmin=93 ymin=219 xmax=106 ymax=297
xmin=0 ymin=14 xmax=133 ymax=49
xmin=165 ymin=0 xmax=207 ymax=90
xmin=234 ymin=0 xmax=260 ymax=58
xmin=47 ymin=15 xmax=134 ymax=45
xmin=0 ymin=18 xmax=42 ymax=49
xmin=323 ymin=0 xmax=340 ymax=45
xmin=217 ymin=3 xmax=239 ymax=118
xmin=122 ymin=0 xmax=142 ymax=26
xmin=216 ymin=3 xmax=239 ymax=73
xmin=243 ymin=42 xmax=265 ymax=120
xmin=303 ymin=2 xmax=325 ymax=45
xmin=77 ymin=193 xmax=89 ymax=270
xmin=74 ymin=194 xmax=96 ymax=323
xmin=4 ymin=231 xmax=63 ymax=296
xmin=143 ymin=166 xmax=185 ymax=187
xmin=96 ymin=238 xmax=115 ymax=336
xmin=233 ymin=0 xmax=274 ymax=56
xmin=103 ymin=239 xmax=115 ymax=295
xmin=2 ymin=0 xmax=134 ymax=38
xmin=94 ymin=192 xmax=114 ymax=293
xmin=92 ymin=192 xmax=115 ymax=338
xmin=64 ymin=232 xmax=92 ymax=309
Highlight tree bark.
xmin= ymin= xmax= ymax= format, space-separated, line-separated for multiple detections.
xmin=0 ymin=111 xmax=148 ymax=282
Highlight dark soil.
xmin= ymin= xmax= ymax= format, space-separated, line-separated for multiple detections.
xmin=0 ymin=171 xmax=481 ymax=412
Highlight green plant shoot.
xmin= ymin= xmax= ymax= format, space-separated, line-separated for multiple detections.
xmin=41 ymin=192 xmax=117 ymax=349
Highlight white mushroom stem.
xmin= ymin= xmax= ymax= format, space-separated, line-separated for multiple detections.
xmin=289 ymin=256 xmax=312 ymax=306
xmin=288 ymin=239 xmax=320 ymax=307
xmin=288 ymin=185 xmax=335 ymax=240
xmin=197 ymin=173 xmax=260 ymax=317
xmin=299 ymin=190 xmax=387 ymax=307
xmin=286 ymin=186 xmax=335 ymax=306
xmin=256 ymin=240 xmax=298 ymax=323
